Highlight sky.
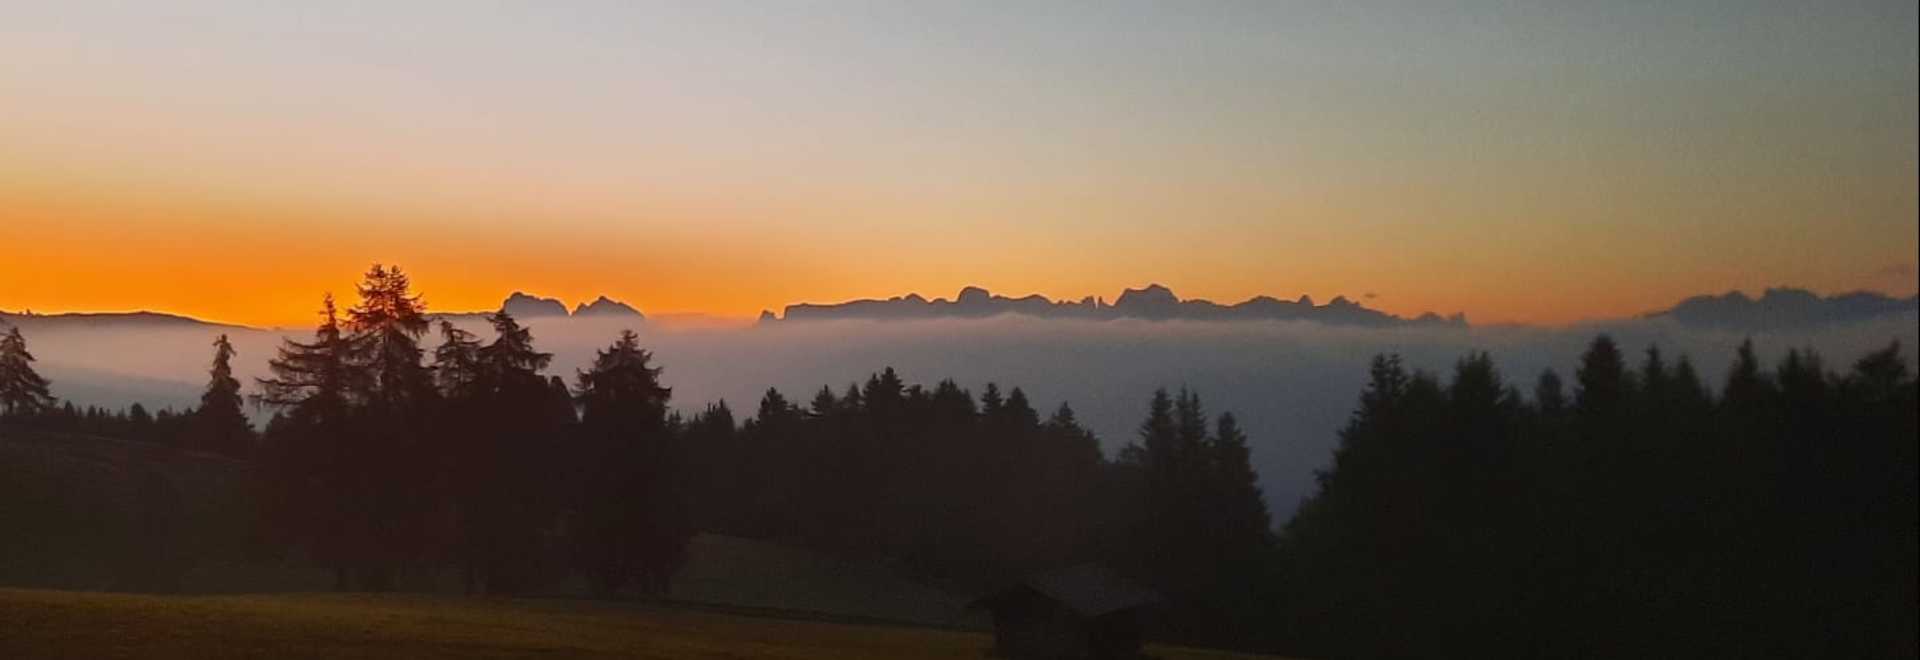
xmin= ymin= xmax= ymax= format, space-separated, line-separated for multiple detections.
xmin=2 ymin=1 xmax=1915 ymax=327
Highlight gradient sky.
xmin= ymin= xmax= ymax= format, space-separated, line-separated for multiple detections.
xmin=3 ymin=1 xmax=1915 ymax=327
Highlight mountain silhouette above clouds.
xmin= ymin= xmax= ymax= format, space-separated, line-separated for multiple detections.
xmin=1647 ymin=287 xmax=1918 ymax=330
xmin=761 ymin=284 xmax=1468 ymax=327
xmin=436 ymin=292 xmax=646 ymax=323
xmin=9 ymin=285 xmax=1910 ymax=332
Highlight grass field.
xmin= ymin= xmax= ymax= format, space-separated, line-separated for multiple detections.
xmin=0 ymin=430 xmax=1280 ymax=658
xmin=0 ymin=588 xmax=1276 ymax=659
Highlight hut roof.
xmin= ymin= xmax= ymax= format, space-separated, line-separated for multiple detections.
xmin=969 ymin=564 xmax=1160 ymax=618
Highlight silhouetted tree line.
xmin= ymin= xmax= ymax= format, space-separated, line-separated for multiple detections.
xmin=3 ymin=268 xmax=1274 ymax=613
xmin=675 ymin=373 xmax=1276 ymax=642
xmin=250 ymin=267 xmax=602 ymax=592
xmin=241 ymin=265 xmax=1281 ymax=604
xmin=6 ymin=402 xmax=191 ymax=442
xmin=1 ymin=329 xmax=254 ymax=457
xmin=1274 ymin=336 xmax=1917 ymax=658
xmin=683 ymin=376 xmax=1261 ymax=564
xmin=10 ymin=267 xmax=1911 ymax=657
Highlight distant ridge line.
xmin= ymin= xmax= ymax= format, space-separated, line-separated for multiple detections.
xmin=11 ymin=285 xmax=1912 ymax=332
xmin=0 ymin=310 xmax=257 ymax=331
xmin=760 ymin=284 xmax=1468 ymax=327
xmin=1645 ymin=287 xmax=1919 ymax=330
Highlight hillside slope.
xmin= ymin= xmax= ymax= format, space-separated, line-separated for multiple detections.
xmin=0 ymin=428 xmax=286 ymax=592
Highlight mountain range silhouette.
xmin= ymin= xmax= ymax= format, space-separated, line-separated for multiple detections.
xmin=764 ymin=284 xmax=1468 ymax=327
xmin=1647 ymin=287 xmax=1919 ymax=330
xmin=572 ymin=295 xmax=644 ymax=318
xmin=441 ymin=292 xmax=647 ymax=323
xmin=8 ymin=286 xmax=1914 ymax=332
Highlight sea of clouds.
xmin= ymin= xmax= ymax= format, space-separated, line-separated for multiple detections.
xmin=21 ymin=312 xmax=1918 ymax=519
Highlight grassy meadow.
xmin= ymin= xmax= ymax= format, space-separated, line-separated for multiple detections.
xmin=0 ymin=428 xmax=1283 ymax=658
xmin=0 ymin=588 xmax=1276 ymax=659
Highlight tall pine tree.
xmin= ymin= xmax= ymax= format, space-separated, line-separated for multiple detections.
xmin=0 ymin=326 xmax=55 ymax=417
xmin=571 ymin=329 xmax=684 ymax=597
xmin=254 ymin=294 xmax=370 ymax=589
xmin=192 ymin=334 xmax=253 ymax=457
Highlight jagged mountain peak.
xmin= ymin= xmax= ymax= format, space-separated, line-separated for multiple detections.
xmin=572 ymin=295 xmax=644 ymax=319
xmin=502 ymin=292 xmax=569 ymax=318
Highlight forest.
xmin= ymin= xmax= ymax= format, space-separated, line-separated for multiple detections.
xmin=1 ymin=264 xmax=1914 ymax=658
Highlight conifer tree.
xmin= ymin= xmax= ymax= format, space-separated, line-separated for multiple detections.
xmin=756 ymin=388 xmax=798 ymax=425
xmin=254 ymin=294 xmax=369 ymax=588
xmin=979 ymin=382 xmax=1005 ymax=419
xmin=1534 ymin=368 xmax=1567 ymax=416
xmin=256 ymin=294 xmax=365 ymax=419
xmin=1206 ymin=412 xmax=1272 ymax=554
xmin=1575 ymin=334 xmax=1632 ymax=423
xmin=479 ymin=311 xmax=552 ymax=382
xmin=344 ymin=265 xmax=438 ymax=589
xmin=1044 ymin=402 xmax=1104 ymax=474
xmin=346 ymin=264 xmax=434 ymax=415
xmin=1000 ymin=387 xmax=1040 ymax=429
xmin=1174 ymin=388 xmax=1208 ymax=461
xmin=545 ymin=375 xmax=577 ymax=425
xmin=1721 ymin=338 xmax=1775 ymax=413
xmin=431 ymin=318 xmax=489 ymax=592
xmin=432 ymin=320 xmax=484 ymax=399
xmin=1132 ymin=388 xmax=1177 ymax=469
xmin=808 ymin=385 xmax=838 ymax=418
xmin=571 ymin=329 xmax=684 ymax=597
xmin=0 ymin=326 xmax=55 ymax=417
xmin=439 ymin=311 xmax=559 ymax=594
xmin=192 ymin=334 xmax=253 ymax=457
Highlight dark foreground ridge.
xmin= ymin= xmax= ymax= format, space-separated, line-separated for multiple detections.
xmin=764 ymin=284 xmax=1468 ymax=327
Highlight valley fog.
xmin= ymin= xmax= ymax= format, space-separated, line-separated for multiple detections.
xmin=20 ymin=313 xmax=1918 ymax=516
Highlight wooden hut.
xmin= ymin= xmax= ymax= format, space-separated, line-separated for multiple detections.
xmin=968 ymin=564 xmax=1160 ymax=660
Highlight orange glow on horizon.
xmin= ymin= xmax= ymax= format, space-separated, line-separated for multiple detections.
xmin=2 ymin=3 xmax=1913 ymax=330
xmin=4 ymin=104 xmax=1914 ymax=330
xmin=4 ymin=159 xmax=1916 ymax=329
xmin=6 ymin=197 xmax=1912 ymax=331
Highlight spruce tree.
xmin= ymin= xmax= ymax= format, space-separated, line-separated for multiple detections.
xmin=254 ymin=294 xmax=369 ymax=589
xmin=545 ymin=375 xmax=578 ymax=425
xmin=0 ymin=326 xmax=55 ymax=417
xmin=256 ymin=294 xmax=365 ymax=419
xmin=1575 ymin=334 xmax=1633 ymax=423
xmin=1000 ymin=387 xmax=1040 ymax=429
xmin=571 ymin=329 xmax=683 ymax=597
xmin=440 ymin=310 xmax=559 ymax=595
xmin=1534 ymin=368 xmax=1567 ymax=416
xmin=808 ymin=385 xmax=838 ymax=418
xmin=1174 ymin=388 xmax=1208 ymax=462
xmin=479 ymin=311 xmax=552 ymax=381
xmin=192 ymin=334 xmax=254 ymax=457
xmin=431 ymin=318 xmax=489 ymax=592
xmin=1721 ymin=338 xmax=1775 ymax=413
xmin=432 ymin=320 xmax=484 ymax=399
xmin=1132 ymin=388 xmax=1177 ymax=469
xmin=1206 ymin=411 xmax=1273 ymax=554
